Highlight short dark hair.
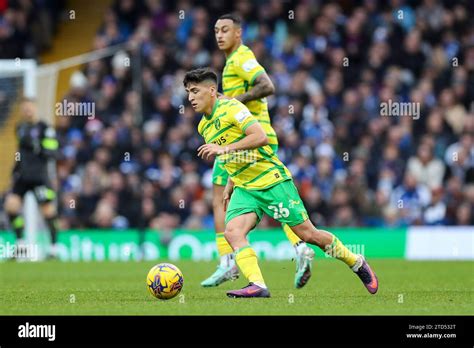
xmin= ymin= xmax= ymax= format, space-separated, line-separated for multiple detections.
xmin=183 ymin=68 xmax=218 ymax=88
xmin=218 ymin=13 xmax=242 ymax=26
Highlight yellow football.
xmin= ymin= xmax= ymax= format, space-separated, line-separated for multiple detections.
xmin=146 ymin=263 xmax=184 ymax=300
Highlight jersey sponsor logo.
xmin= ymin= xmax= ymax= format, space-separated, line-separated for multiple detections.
xmin=242 ymin=59 xmax=259 ymax=72
xmin=235 ymin=109 xmax=251 ymax=123
xmin=212 ymin=136 xmax=226 ymax=146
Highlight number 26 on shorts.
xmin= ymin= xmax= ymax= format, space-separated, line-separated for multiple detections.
xmin=268 ymin=202 xmax=289 ymax=219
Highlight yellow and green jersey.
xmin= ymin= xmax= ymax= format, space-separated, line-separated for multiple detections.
xmin=198 ymin=98 xmax=291 ymax=190
xmin=222 ymin=44 xmax=278 ymax=146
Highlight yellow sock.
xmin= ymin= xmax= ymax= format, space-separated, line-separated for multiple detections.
xmin=235 ymin=246 xmax=266 ymax=287
xmin=324 ymin=234 xmax=358 ymax=267
xmin=216 ymin=232 xmax=233 ymax=256
xmin=282 ymin=223 xmax=302 ymax=246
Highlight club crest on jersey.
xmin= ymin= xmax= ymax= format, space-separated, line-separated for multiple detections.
xmin=214 ymin=118 xmax=221 ymax=130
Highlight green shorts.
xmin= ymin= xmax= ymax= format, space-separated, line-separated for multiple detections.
xmin=212 ymin=144 xmax=279 ymax=186
xmin=225 ymin=179 xmax=309 ymax=227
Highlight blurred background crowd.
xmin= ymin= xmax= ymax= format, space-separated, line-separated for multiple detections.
xmin=0 ymin=0 xmax=64 ymax=58
xmin=2 ymin=0 xmax=474 ymax=230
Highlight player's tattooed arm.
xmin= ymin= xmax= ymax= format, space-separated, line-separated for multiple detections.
xmin=235 ymin=73 xmax=275 ymax=104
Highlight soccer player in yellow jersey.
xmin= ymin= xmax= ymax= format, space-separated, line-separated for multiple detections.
xmin=184 ymin=68 xmax=379 ymax=298
xmin=200 ymin=13 xmax=315 ymax=288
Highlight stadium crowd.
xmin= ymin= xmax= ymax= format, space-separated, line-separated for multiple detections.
xmin=0 ymin=0 xmax=64 ymax=59
xmin=8 ymin=0 xmax=474 ymax=230
xmin=0 ymin=0 xmax=64 ymax=128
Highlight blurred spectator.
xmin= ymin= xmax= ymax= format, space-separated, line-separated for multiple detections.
xmin=406 ymin=143 xmax=445 ymax=188
xmin=455 ymin=202 xmax=473 ymax=226
xmin=183 ymin=200 xmax=213 ymax=229
xmin=391 ymin=174 xmax=431 ymax=225
xmin=444 ymin=133 xmax=474 ymax=183
xmin=423 ymin=187 xmax=447 ymax=225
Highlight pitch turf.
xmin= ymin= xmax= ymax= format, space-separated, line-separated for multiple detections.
xmin=0 ymin=259 xmax=472 ymax=315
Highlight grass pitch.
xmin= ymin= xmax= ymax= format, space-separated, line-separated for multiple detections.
xmin=0 ymin=259 xmax=472 ymax=315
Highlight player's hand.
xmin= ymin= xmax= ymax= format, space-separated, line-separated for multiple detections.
xmin=197 ymin=144 xmax=225 ymax=160
xmin=223 ymin=184 xmax=234 ymax=212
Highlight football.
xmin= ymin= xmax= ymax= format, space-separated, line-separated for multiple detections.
xmin=146 ymin=263 xmax=184 ymax=300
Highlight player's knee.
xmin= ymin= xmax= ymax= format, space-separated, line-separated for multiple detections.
xmin=224 ymin=226 xmax=244 ymax=246
xmin=223 ymin=228 xmax=236 ymax=243
xmin=4 ymin=194 xmax=22 ymax=214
